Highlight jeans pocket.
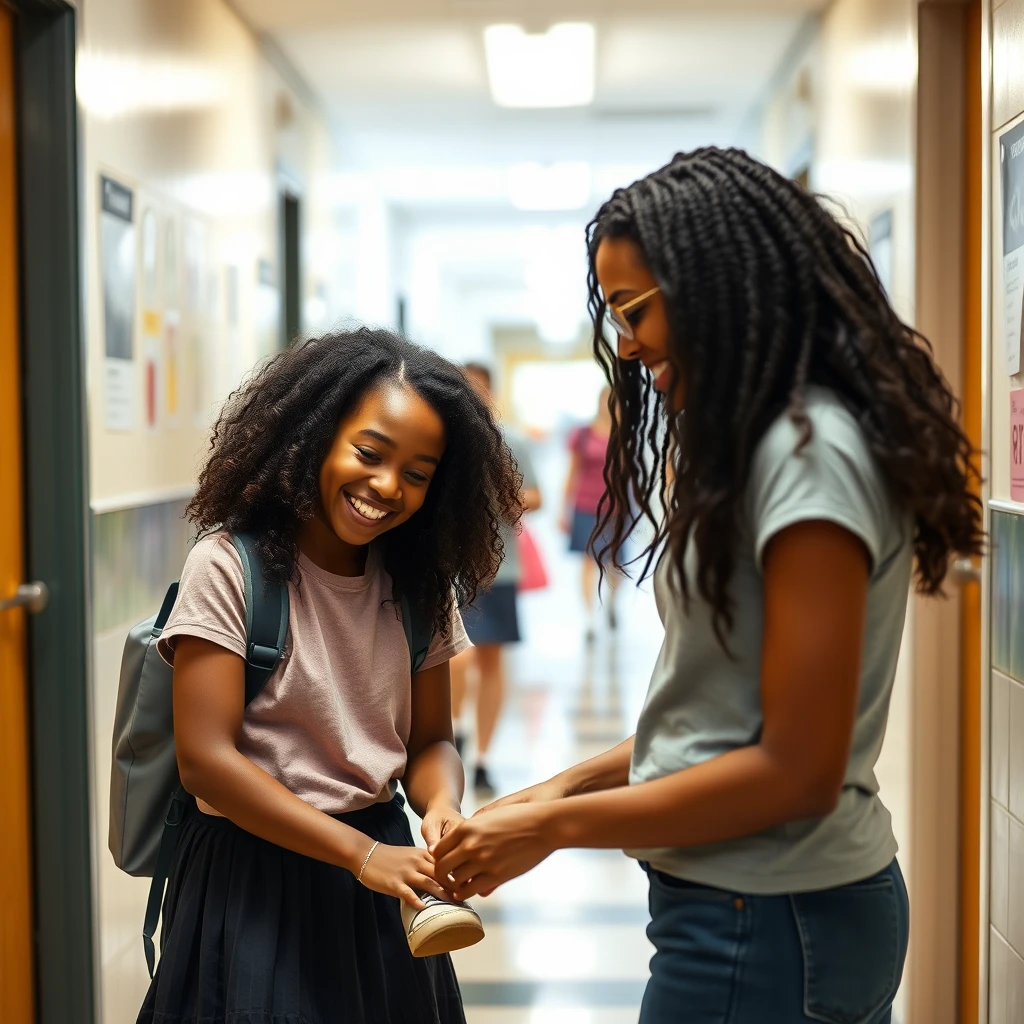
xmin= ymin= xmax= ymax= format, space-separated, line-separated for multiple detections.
xmin=789 ymin=868 xmax=908 ymax=1024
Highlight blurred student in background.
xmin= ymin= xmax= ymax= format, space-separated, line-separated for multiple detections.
xmin=562 ymin=385 xmax=622 ymax=641
xmin=450 ymin=363 xmax=541 ymax=795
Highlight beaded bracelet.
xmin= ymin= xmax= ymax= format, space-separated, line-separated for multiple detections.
xmin=357 ymin=841 xmax=380 ymax=884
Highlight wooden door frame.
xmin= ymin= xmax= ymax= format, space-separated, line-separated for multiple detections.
xmin=978 ymin=0 xmax=994 ymax=1018
xmin=911 ymin=3 xmax=986 ymax=1022
xmin=5 ymin=2 xmax=94 ymax=1023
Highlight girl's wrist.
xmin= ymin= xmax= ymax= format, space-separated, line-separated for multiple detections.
xmin=535 ymin=798 xmax=572 ymax=852
xmin=338 ymin=829 xmax=377 ymax=876
xmin=426 ymin=791 xmax=463 ymax=817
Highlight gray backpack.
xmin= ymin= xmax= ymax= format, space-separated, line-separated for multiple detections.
xmin=109 ymin=531 xmax=432 ymax=976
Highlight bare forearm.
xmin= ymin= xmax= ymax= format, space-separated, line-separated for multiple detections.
xmin=548 ymin=744 xmax=832 ymax=851
xmin=403 ymin=741 xmax=465 ymax=818
xmin=522 ymin=487 xmax=542 ymax=513
xmin=559 ymin=736 xmax=634 ymax=795
xmin=180 ymin=750 xmax=372 ymax=873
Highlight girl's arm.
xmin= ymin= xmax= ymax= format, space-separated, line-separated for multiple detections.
xmin=173 ymin=636 xmax=449 ymax=907
xmin=402 ymin=660 xmax=465 ymax=850
xmin=434 ymin=520 xmax=868 ymax=898
xmin=477 ymin=736 xmax=635 ymax=813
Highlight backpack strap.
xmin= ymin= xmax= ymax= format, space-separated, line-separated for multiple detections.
xmin=151 ymin=582 xmax=179 ymax=636
xmin=232 ymin=532 xmax=289 ymax=705
xmin=400 ymin=593 xmax=433 ymax=675
xmin=142 ymin=786 xmax=188 ymax=977
xmin=143 ymin=533 xmax=288 ymax=978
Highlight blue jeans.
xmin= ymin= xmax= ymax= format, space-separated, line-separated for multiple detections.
xmin=640 ymin=860 xmax=909 ymax=1024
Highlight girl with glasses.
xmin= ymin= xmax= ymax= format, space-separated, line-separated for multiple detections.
xmin=432 ymin=147 xmax=983 ymax=1023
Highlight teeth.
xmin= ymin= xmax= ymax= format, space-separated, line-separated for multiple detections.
xmin=347 ymin=495 xmax=389 ymax=521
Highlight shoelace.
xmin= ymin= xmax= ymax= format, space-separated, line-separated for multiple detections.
xmin=415 ymin=892 xmax=471 ymax=911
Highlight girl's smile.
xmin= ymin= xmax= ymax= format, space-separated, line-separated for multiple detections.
xmin=301 ymin=381 xmax=447 ymax=575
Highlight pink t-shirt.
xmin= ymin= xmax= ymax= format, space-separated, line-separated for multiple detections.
xmin=569 ymin=425 xmax=610 ymax=515
xmin=159 ymin=532 xmax=471 ymax=815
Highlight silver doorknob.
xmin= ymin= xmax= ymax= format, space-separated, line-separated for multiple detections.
xmin=0 ymin=581 xmax=50 ymax=614
xmin=950 ymin=559 xmax=981 ymax=585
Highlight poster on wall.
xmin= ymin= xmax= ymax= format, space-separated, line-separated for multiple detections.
xmin=1000 ymin=119 xmax=1024 ymax=375
xmin=100 ymin=175 xmax=136 ymax=431
xmin=141 ymin=206 xmax=162 ymax=432
xmin=1011 ymin=390 xmax=1024 ymax=502
xmin=869 ymin=209 xmax=893 ymax=300
xmin=164 ymin=216 xmax=181 ymax=425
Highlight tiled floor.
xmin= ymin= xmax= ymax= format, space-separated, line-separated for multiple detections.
xmin=423 ymin=439 xmax=665 ymax=1022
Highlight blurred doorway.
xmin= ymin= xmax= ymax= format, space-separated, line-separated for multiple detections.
xmin=280 ymin=189 xmax=301 ymax=346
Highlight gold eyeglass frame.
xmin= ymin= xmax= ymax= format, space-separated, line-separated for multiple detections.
xmin=607 ymin=286 xmax=661 ymax=340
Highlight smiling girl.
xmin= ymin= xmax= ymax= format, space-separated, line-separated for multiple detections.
xmin=137 ymin=328 xmax=522 ymax=1024
xmin=433 ymin=148 xmax=984 ymax=1023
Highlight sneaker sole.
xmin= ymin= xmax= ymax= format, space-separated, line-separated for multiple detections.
xmin=407 ymin=908 xmax=485 ymax=958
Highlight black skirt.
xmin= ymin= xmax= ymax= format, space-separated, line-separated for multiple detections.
xmin=138 ymin=795 xmax=465 ymax=1024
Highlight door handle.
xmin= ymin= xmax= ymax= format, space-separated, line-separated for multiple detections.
xmin=950 ymin=558 xmax=981 ymax=586
xmin=0 ymin=581 xmax=50 ymax=614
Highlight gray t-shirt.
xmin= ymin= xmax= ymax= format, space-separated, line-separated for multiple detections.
xmin=494 ymin=426 xmax=539 ymax=586
xmin=627 ymin=388 xmax=912 ymax=894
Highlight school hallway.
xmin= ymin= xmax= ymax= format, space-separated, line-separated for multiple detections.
xmin=0 ymin=2 xmax=1012 ymax=1023
xmin=435 ymin=438 xmax=663 ymax=1022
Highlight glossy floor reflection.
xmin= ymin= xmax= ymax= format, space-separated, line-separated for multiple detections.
xmin=424 ymin=437 xmax=664 ymax=1022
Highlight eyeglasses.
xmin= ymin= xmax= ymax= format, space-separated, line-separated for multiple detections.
xmin=605 ymin=286 xmax=661 ymax=340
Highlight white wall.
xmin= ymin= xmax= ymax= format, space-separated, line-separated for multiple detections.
xmin=78 ymin=3 xmax=337 ymax=1020
xmin=81 ymin=0 xmax=335 ymax=507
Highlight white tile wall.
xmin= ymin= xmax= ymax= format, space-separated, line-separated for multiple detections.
xmin=991 ymin=0 xmax=1024 ymax=1016
xmin=990 ymin=669 xmax=1024 ymax=1020
xmin=1009 ymin=815 xmax=1024 ymax=957
xmin=995 ymin=671 xmax=1011 ymax=808
xmin=992 ymin=929 xmax=1010 ymax=1024
xmin=1009 ymin=681 xmax=1024 ymax=822
xmin=993 ymin=806 xmax=1011 ymax=939
xmin=1009 ymin=945 xmax=1024 ymax=1024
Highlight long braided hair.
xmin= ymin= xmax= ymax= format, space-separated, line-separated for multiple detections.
xmin=588 ymin=147 xmax=983 ymax=648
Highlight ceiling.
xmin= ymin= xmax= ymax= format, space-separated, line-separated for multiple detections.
xmin=230 ymin=0 xmax=826 ymax=210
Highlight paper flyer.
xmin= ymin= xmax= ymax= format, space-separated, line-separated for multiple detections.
xmin=99 ymin=175 xmax=136 ymax=431
xmin=1000 ymin=119 xmax=1024 ymax=375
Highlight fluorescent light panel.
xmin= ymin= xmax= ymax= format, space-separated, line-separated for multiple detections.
xmin=484 ymin=23 xmax=596 ymax=109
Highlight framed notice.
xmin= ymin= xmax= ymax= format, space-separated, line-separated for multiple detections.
xmin=141 ymin=206 xmax=161 ymax=431
xmin=1000 ymin=120 xmax=1024 ymax=375
xmin=99 ymin=175 xmax=137 ymax=431
xmin=1012 ymin=390 xmax=1024 ymax=502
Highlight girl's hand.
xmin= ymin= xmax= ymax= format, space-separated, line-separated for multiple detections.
xmin=421 ymin=800 xmax=464 ymax=854
xmin=476 ymin=776 xmax=572 ymax=816
xmin=357 ymin=843 xmax=450 ymax=909
xmin=432 ymin=804 xmax=557 ymax=901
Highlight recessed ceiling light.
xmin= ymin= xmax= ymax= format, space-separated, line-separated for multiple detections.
xmin=484 ymin=23 xmax=596 ymax=109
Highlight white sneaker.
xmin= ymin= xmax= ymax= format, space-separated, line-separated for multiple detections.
xmin=401 ymin=892 xmax=485 ymax=958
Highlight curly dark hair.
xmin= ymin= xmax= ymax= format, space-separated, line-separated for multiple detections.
xmin=588 ymin=147 xmax=983 ymax=647
xmin=186 ymin=327 xmax=524 ymax=637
